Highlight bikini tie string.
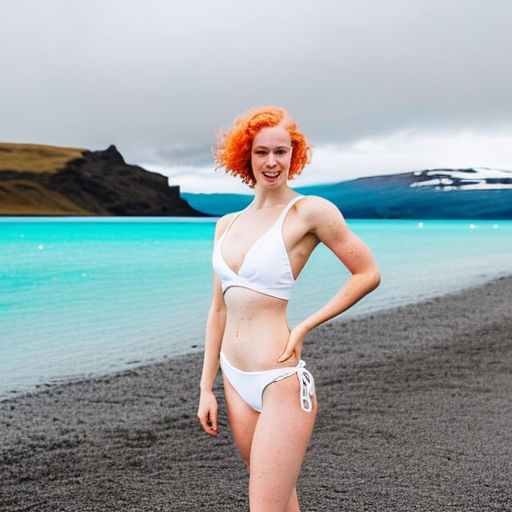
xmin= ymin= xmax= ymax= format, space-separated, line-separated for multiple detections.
xmin=296 ymin=360 xmax=315 ymax=413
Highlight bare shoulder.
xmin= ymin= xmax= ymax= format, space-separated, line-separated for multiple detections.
xmin=297 ymin=195 xmax=341 ymax=214
xmin=296 ymin=195 xmax=347 ymax=232
xmin=214 ymin=212 xmax=237 ymax=240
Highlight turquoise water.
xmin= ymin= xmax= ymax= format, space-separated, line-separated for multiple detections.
xmin=1 ymin=217 xmax=512 ymax=398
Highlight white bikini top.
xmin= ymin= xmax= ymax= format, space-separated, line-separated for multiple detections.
xmin=212 ymin=195 xmax=305 ymax=300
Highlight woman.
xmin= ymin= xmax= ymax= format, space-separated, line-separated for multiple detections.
xmin=197 ymin=106 xmax=380 ymax=511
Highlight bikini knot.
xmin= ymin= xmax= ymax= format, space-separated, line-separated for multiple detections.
xmin=296 ymin=360 xmax=315 ymax=412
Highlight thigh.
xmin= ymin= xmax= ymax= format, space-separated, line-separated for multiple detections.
xmin=222 ymin=373 xmax=260 ymax=466
xmin=249 ymin=375 xmax=317 ymax=510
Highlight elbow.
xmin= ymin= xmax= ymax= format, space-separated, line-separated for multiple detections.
xmin=351 ymin=268 xmax=380 ymax=294
xmin=367 ymin=268 xmax=381 ymax=292
xmin=209 ymin=301 xmax=226 ymax=316
xmin=372 ymin=270 xmax=381 ymax=290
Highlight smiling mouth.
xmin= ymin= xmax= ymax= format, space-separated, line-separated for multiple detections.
xmin=263 ymin=172 xmax=280 ymax=178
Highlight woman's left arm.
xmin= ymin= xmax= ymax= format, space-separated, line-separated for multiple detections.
xmin=278 ymin=197 xmax=380 ymax=362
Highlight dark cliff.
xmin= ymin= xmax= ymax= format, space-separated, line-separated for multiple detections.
xmin=0 ymin=143 xmax=203 ymax=216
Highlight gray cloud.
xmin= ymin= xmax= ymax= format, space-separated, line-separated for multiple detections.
xmin=1 ymin=0 xmax=511 ymax=176
xmin=138 ymin=143 xmax=215 ymax=167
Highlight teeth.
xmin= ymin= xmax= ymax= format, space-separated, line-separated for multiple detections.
xmin=264 ymin=172 xmax=279 ymax=177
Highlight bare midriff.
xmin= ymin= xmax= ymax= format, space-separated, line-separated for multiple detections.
xmin=221 ymin=286 xmax=298 ymax=371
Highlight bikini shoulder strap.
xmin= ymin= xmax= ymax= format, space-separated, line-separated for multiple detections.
xmin=277 ymin=195 xmax=305 ymax=226
xmin=219 ymin=199 xmax=254 ymax=239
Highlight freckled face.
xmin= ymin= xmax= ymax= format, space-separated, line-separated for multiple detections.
xmin=251 ymin=126 xmax=292 ymax=187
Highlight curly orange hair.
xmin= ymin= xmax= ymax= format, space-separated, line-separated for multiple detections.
xmin=214 ymin=106 xmax=311 ymax=187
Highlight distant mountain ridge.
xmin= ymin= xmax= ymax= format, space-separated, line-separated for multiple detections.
xmin=0 ymin=143 xmax=202 ymax=216
xmin=183 ymin=167 xmax=512 ymax=219
xmin=2 ymin=143 xmax=510 ymax=219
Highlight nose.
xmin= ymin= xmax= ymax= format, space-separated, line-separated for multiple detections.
xmin=266 ymin=152 xmax=277 ymax=167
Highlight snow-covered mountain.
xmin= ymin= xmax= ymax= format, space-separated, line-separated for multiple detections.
xmin=411 ymin=168 xmax=512 ymax=190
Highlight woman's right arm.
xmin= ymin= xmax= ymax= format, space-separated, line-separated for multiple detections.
xmin=197 ymin=218 xmax=229 ymax=436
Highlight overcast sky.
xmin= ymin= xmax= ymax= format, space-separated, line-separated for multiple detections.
xmin=2 ymin=0 xmax=512 ymax=193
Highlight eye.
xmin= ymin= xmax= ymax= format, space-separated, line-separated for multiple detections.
xmin=276 ymin=149 xmax=287 ymax=155
xmin=254 ymin=150 xmax=266 ymax=155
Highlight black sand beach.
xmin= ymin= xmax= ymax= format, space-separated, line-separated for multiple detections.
xmin=1 ymin=276 xmax=511 ymax=511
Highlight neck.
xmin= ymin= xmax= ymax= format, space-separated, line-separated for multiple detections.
xmin=251 ymin=184 xmax=296 ymax=208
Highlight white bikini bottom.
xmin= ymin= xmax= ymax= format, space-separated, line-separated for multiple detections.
xmin=220 ymin=351 xmax=315 ymax=413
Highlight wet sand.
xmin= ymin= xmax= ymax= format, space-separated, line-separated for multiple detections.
xmin=1 ymin=276 xmax=511 ymax=511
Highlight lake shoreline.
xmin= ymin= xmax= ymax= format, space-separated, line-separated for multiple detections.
xmin=2 ymin=275 xmax=512 ymax=510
